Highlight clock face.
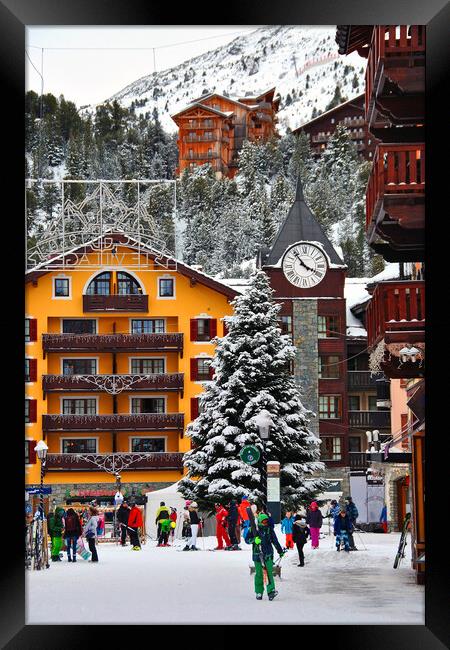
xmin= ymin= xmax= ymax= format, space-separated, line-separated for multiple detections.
xmin=282 ymin=242 xmax=328 ymax=288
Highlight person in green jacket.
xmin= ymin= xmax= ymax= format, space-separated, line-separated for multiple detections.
xmin=155 ymin=501 xmax=171 ymax=542
xmin=244 ymin=512 xmax=286 ymax=601
xmin=47 ymin=506 xmax=65 ymax=562
xmin=157 ymin=517 xmax=172 ymax=546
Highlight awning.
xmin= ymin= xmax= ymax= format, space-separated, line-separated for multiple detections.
xmin=407 ymin=379 xmax=425 ymax=429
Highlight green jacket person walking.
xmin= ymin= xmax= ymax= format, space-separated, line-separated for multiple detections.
xmin=244 ymin=512 xmax=285 ymax=601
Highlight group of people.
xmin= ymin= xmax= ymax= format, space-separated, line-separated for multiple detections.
xmin=47 ymin=504 xmax=100 ymax=562
xmin=213 ymin=496 xmax=255 ymax=551
xmin=116 ymin=499 xmax=144 ymax=550
xmin=328 ymin=496 xmax=359 ymax=552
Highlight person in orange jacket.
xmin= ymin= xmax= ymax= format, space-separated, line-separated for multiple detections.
xmin=238 ymin=496 xmax=251 ymax=535
xmin=128 ymin=501 xmax=143 ymax=550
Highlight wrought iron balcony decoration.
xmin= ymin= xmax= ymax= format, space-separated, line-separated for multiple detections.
xmin=43 ymin=373 xmax=184 ymax=395
xmin=45 ymin=452 xmax=184 ymax=473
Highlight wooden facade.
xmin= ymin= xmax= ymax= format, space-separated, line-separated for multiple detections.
xmin=335 ymin=24 xmax=425 ymax=584
xmin=293 ymin=93 xmax=377 ymax=161
xmin=172 ymin=88 xmax=280 ymax=178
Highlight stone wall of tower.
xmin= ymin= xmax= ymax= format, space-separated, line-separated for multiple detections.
xmin=293 ymin=298 xmax=319 ymax=435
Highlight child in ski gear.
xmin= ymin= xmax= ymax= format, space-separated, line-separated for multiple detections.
xmin=214 ymin=503 xmax=232 ymax=550
xmin=157 ymin=517 xmax=172 ymax=546
xmin=281 ymin=511 xmax=294 ymax=549
xmin=64 ymin=507 xmax=82 ymax=562
xmin=183 ymin=502 xmax=200 ymax=550
xmin=292 ymin=515 xmax=310 ymax=566
xmin=83 ymin=506 xmax=99 ymax=562
xmin=169 ymin=507 xmax=177 ymax=542
xmin=238 ymin=496 xmax=251 ymax=535
xmin=128 ymin=502 xmax=143 ymax=550
xmin=244 ymin=512 xmax=285 ymax=601
xmin=334 ymin=507 xmax=353 ymax=552
xmin=48 ymin=506 xmax=65 ymax=562
xmin=182 ymin=506 xmax=192 ymax=540
xmin=345 ymin=496 xmax=358 ymax=550
xmin=117 ymin=500 xmax=130 ymax=546
xmin=306 ymin=501 xmax=323 ymax=549
xmin=327 ymin=500 xmax=341 ymax=523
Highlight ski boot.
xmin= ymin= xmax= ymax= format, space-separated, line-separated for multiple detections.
xmin=268 ymin=590 xmax=279 ymax=601
xmin=190 ymin=546 xmax=199 ymax=551
xmin=256 ymin=594 xmax=263 ymax=600
xmin=182 ymin=545 xmax=190 ymax=551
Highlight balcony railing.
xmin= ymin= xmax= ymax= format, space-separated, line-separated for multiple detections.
xmin=42 ymin=333 xmax=183 ymax=355
xmin=45 ymin=452 xmax=184 ymax=471
xmin=42 ymin=373 xmax=184 ymax=393
xmin=348 ymin=410 xmax=391 ymax=428
xmin=183 ymin=152 xmax=219 ymax=160
xmin=366 ymin=280 xmax=425 ymax=348
xmin=348 ymin=452 xmax=370 ymax=471
xmin=183 ymin=135 xmax=218 ymax=143
xmin=347 ymin=371 xmax=381 ymax=390
xmin=186 ymin=121 xmax=215 ymax=129
xmin=365 ymin=25 xmax=426 ymax=125
xmin=83 ymin=294 xmax=148 ymax=312
xmin=43 ymin=413 xmax=184 ymax=432
xmin=366 ymin=143 xmax=425 ymax=231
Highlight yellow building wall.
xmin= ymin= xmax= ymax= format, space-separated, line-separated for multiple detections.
xmin=25 ymin=246 xmax=234 ymax=487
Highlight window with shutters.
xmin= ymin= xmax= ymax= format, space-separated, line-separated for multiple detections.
xmin=25 ymin=399 xmax=37 ymax=423
xmin=191 ymin=318 xmax=217 ymax=342
xmin=131 ymin=358 xmax=165 ymax=374
xmin=25 ymin=318 xmax=37 ymax=342
xmin=190 ymin=396 xmax=204 ymax=420
xmin=25 ymin=358 xmax=37 ymax=382
xmin=131 ymin=437 xmax=165 ymax=452
xmin=25 ymin=441 xmax=30 ymax=464
xmin=192 ymin=358 xmax=213 ymax=381
xmin=319 ymin=395 xmax=342 ymax=419
xmin=25 ymin=441 xmax=37 ymax=464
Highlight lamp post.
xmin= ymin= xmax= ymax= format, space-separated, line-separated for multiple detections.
xmin=34 ymin=440 xmax=48 ymax=520
xmin=366 ymin=429 xmax=380 ymax=454
xmin=252 ymin=409 xmax=275 ymax=513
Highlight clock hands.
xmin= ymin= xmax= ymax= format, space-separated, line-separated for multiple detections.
xmin=292 ymin=250 xmax=315 ymax=273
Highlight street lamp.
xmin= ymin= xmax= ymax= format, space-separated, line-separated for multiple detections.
xmin=34 ymin=440 xmax=48 ymax=520
xmin=366 ymin=430 xmax=380 ymax=453
xmin=252 ymin=409 xmax=275 ymax=512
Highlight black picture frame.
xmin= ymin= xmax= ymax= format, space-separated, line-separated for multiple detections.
xmin=2 ymin=0 xmax=448 ymax=646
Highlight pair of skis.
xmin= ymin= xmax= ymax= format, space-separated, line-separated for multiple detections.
xmin=246 ymin=507 xmax=287 ymax=587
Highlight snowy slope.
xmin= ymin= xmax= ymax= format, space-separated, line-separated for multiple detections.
xmin=106 ymin=26 xmax=366 ymax=135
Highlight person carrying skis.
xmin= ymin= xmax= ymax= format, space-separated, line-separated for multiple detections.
xmin=281 ymin=511 xmax=294 ymax=549
xmin=128 ymin=501 xmax=143 ymax=550
xmin=64 ymin=507 xmax=82 ymax=562
xmin=214 ymin=503 xmax=232 ymax=550
xmin=334 ymin=506 xmax=353 ymax=552
xmin=117 ymin=500 xmax=130 ymax=546
xmin=292 ymin=515 xmax=310 ymax=567
xmin=244 ymin=512 xmax=286 ymax=601
xmin=344 ymin=496 xmax=359 ymax=550
xmin=306 ymin=501 xmax=323 ymax=549
xmin=48 ymin=506 xmax=65 ymax=562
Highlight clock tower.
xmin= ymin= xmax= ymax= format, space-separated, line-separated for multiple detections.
xmin=260 ymin=177 xmax=350 ymax=486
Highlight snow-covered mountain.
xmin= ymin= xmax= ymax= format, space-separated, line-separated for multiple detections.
xmin=106 ymin=26 xmax=365 ymax=135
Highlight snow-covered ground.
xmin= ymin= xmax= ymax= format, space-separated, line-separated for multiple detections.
xmin=26 ymin=526 xmax=423 ymax=625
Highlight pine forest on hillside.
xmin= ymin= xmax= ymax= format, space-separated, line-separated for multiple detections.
xmin=25 ymin=91 xmax=384 ymax=278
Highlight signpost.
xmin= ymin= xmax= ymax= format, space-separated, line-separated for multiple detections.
xmin=239 ymin=445 xmax=260 ymax=466
xmin=267 ymin=461 xmax=281 ymax=524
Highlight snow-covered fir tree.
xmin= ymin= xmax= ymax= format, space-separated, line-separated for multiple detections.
xmin=179 ymin=270 xmax=328 ymax=510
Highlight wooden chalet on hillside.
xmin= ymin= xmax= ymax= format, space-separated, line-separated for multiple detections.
xmin=171 ymin=88 xmax=280 ymax=178
xmin=293 ymin=93 xmax=377 ymax=161
xmin=335 ymin=24 xmax=425 ymax=584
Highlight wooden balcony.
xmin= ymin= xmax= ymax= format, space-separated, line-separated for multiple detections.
xmin=365 ymin=25 xmax=425 ymax=128
xmin=42 ymin=373 xmax=184 ymax=393
xmin=348 ymin=452 xmax=370 ymax=472
xmin=42 ymin=413 xmax=184 ymax=432
xmin=183 ymin=135 xmax=218 ymax=143
xmin=83 ymin=294 xmax=148 ymax=312
xmin=366 ymin=143 xmax=425 ymax=251
xmin=347 ymin=371 xmax=381 ymax=390
xmin=348 ymin=410 xmax=391 ymax=429
xmin=42 ymin=333 xmax=183 ymax=356
xmin=366 ymin=280 xmax=425 ymax=349
xmin=45 ymin=452 xmax=184 ymax=471
xmin=182 ymin=152 xmax=219 ymax=161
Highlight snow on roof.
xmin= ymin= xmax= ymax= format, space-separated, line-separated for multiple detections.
xmin=368 ymin=262 xmax=400 ymax=283
xmin=219 ymin=278 xmax=251 ymax=293
xmin=344 ymin=277 xmax=370 ymax=338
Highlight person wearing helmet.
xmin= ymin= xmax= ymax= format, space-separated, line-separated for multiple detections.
xmin=292 ymin=515 xmax=310 ymax=567
xmin=244 ymin=511 xmax=285 ymax=601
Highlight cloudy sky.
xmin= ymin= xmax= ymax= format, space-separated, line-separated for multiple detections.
xmin=25 ymin=26 xmax=258 ymax=107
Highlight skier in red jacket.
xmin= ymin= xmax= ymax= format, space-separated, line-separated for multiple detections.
xmin=214 ymin=503 xmax=232 ymax=550
xmin=128 ymin=502 xmax=143 ymax=550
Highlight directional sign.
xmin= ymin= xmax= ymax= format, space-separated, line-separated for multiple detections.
xmin=239 ymin=445 xmax=260 ymax=465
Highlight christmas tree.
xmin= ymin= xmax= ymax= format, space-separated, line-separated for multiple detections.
xmin=179 ymin=270 xmax=328 ymax=510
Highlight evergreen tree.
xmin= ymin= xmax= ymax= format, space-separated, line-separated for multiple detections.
xmin=179 ymin=270 xmax=327 ymax=510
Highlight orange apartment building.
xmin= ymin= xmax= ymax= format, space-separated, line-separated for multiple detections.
xmin=171 ymin=88 xmax=280 ymax=178
xmin=25 ymin=233 xmax=239 ymax=506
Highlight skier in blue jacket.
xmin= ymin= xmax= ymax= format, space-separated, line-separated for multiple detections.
xmin=334 ymin=507 xmax=353 ymax=552
xmin=280 ymin=511 xmax=294 ymax=548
